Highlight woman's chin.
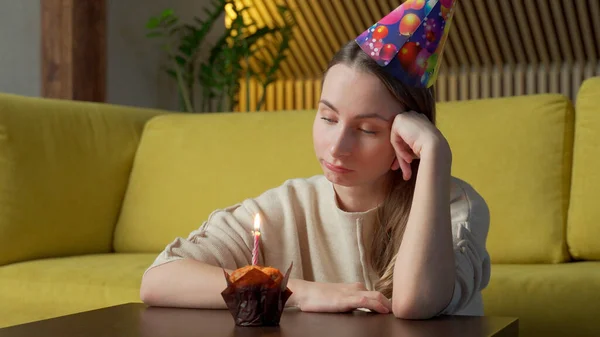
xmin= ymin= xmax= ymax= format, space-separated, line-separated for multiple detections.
xmin=323 ymin=171 xmax=356 ymax=186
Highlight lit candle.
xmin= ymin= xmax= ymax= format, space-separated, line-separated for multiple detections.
xmin=252 ymin=214 xmax=261 ymax=266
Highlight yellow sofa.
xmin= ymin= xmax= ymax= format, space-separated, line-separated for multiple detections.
xmin=1 ymin=77 xmax=599 ymax=337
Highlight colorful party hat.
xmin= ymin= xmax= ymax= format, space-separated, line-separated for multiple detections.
xmin=355 ymin=0 xmax=458 ymax=88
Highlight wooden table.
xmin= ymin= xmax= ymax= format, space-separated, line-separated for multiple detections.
xmin=0 ymin=303 xmax=518 ymax=337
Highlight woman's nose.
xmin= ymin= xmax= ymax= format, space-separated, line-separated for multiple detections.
xmin=329 ymin=129 xmax=353 ymax=158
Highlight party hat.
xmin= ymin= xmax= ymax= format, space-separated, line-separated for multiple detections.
xmin=355 ymin=0 xmax=458 ymax=88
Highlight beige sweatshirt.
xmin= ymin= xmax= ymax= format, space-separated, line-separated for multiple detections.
xmin=147 ymin=175 xmax=491 ymax=316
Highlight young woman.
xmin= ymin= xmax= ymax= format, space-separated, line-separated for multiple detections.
xmin=140 ymin=40 xmax=490 ymax=319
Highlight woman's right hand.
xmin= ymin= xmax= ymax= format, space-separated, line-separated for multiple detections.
xmin=290 ymin=280 xmax=392 ymax=314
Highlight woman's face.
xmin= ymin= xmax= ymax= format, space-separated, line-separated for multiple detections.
xmin=313 ymin=63 xmax=404 ymax=187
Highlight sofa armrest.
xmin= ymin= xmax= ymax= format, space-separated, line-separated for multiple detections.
xmin=0 ymin=93 xmax=165 ymax=266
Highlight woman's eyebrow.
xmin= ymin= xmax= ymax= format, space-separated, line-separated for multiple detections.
xmin=319 ymin=99 xmax=390 ymax=122
xmin=354 ymin=112 xmax=390 ymax=122
xmin=319 ymin=99 xmax=339 ymax=112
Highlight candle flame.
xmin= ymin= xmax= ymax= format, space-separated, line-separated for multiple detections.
xmin=254 ymin=214 xmax=261 ymax=232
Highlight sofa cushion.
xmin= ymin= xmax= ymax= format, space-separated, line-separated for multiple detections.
xmin=114 ymin=110 xmax=322 ymax=252
xmin=437 ymin=94 xmax=573 ymax=263
xmin=0 ymin=253 xmax=156 ymax=328
xmin=568 ymin=77 xmax=600 ymax=260
xmin=482 ymin=262 xmax=600 ymax=337
xmin=116 ymin=95 xmax=573 ymax=264
xmin=0 ymin=93 xmax=162 ymax=266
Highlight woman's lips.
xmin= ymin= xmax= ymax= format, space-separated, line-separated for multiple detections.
xmin=324 ymin=161 xmax=353 ymax=173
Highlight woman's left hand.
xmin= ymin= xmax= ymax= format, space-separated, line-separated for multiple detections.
xmin=390 ymin=111 xmax=451 ymax=181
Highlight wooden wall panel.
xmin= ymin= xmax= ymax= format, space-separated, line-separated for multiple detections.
xmin=41 ymin=0 xmax=106 ymax=102
xmin=228 ymin=0 xmax=600 ymax=111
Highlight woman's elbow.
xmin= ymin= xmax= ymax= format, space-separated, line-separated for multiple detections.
xmin=140 ymin=280 xmax=152 ymax=304
xmin=393 ymin=306 xmax=433 ymax=320
xmin=392 ymin=297 xmax=439 ymax=320
xmin=139 ymin=271 xmax=161 ymax=306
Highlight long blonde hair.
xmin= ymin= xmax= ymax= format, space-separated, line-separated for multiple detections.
xmin=323 ymin=41 xmax=437 ymax=298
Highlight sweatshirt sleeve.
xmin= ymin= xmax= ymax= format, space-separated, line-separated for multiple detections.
xmin=439 ymin=178 xmax=492 ymax=315
xmin=144 ymin=177 xmax=297 ymax=276
xmin=144 ymin=202 xmax=255 ymax=275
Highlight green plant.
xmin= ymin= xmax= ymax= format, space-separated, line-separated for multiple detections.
xmin=145 ymin=0 xmax=295 ymax=112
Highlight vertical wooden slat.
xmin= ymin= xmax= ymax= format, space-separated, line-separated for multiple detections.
xmin=239 ymin=78 xmax=247 ymax=112
xmin=549 ymin=63 xmax=560 ymax=93
xmin=584 ymin=62 xmax=596 ymax=80
xmin=304 ymin=80 xmax=314 ymax=109
xmin=514 ymin=64 xmax=525 ymax=96
xmin=448 ymin=69 xmax=458 ymax=101
xmin=526 ymin=64 xmax=537 ymax=95
xmin=469 ymin=67 xmax=480 ymax=100
xmin=491 ymin=65 xmax=502 ymax=98
xmin=249 ymin=78 xmax=258 ymax=111
xmin=571 ymin=63 xmax=583 ymax=102
xmin=275 ymin=80 xmax=284 ymax=110
xmin=294 ymin=80 xmax=304 ymax=110
xmin=537 ymin=63 xmax=548 ymax=94
xmin=266 ymin=84 xmax=275 ymax=111
xmin=314 ymin=79 xmax=322 ymax=108
xmin=503 ymin=65 xmax=514 ymax=97
xmin=459 ymin=68 xmax=469 ymax=100
xmin=285 ymin=80 xmax=294 ymax=110
xmin=480 ymin=66 xmax=491 ymax=99
xmin=41 ymin=0 xmax=106 ymax=102
xmin=436 ymin=73 xmax=448 ymax=102
xmin=560 ymin=63 xmax=572 ymax=99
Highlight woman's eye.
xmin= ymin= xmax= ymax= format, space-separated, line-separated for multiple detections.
xmin=360 ymin=129 xmax=377 ymax=135
xmin=320 ymin=117 xmax=377 ymax=135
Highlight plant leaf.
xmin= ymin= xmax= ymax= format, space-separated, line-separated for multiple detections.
xmin=146 ymin=17 xmax=161 ymax=29
xmin=163 ymin=16 xmax=179 ymax=27
xmin=175 ymin=55 xmax=186 ymax=66
xmin=161 ymin=9 xmax=175 ymax=19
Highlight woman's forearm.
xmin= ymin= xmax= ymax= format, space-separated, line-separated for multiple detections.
xmin=140 ymin=258 xmax=307 ymax=309
xmin=392 ymin=141 xmax=455 ymax=319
